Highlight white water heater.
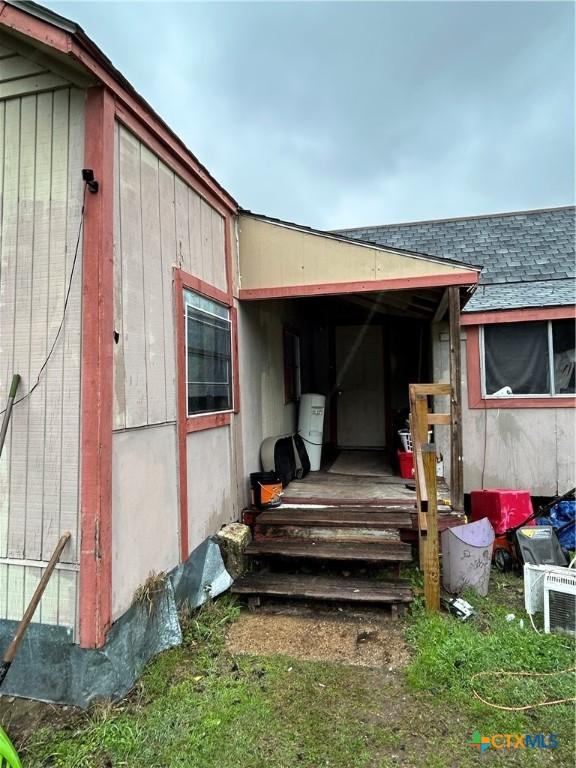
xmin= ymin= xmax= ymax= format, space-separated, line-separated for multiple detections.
xmin=298 ymin=393 xmax=326 ymax=471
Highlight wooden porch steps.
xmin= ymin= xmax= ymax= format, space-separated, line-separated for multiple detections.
xmin=245 ymin=538 xmax=413 ymax=562
xmin=238 ymin=502 xmax=415 ymax=610
xmin=232 ymin=572 xmax=412 ymax=605
xmin=255 ymin=506 xmax=412 ymax=529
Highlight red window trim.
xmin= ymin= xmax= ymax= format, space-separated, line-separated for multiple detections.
xmin=176 ymin=269 xmax=239 ymax=432
xmin=466 ymin=325 xmax=576 ymax=409
xmin=174 ymin=268 xmax=240 ymax=560
xmin=461 ymin=305 xmax=575 ymax=326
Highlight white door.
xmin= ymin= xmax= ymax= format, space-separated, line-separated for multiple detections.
xmin=335 ymin=325 xmax=386 ymax=448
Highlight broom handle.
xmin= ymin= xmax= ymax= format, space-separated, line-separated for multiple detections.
xmin=2 ymin=532 xmax=71 ymax=665
xmin=0 ymin=374 xmax=21 ymax=460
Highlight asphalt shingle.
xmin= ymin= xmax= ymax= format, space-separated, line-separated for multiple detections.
xmin=465 ymin=279 xmax=576 ymax=312
xmin=335 ymin=207 xmax=575 ymax=312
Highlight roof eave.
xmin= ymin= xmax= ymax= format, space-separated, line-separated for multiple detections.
xmin=1 ymin=1 xmax=238 ymax=213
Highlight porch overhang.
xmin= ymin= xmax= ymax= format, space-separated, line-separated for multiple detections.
xmin=238 ymin=213 xmax=481 ymax=302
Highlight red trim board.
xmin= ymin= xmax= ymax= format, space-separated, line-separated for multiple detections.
xmin=174 ymin=269 xmax=189 ymax=561
xmin=466 ymin=326 xmax=576 ymax=410
xmin=461 ymin=305 xmax=575 ymax=326
xmin=174 ymin=268 xmax=239 ymax=561
xmin=79 ymin=87 xmax=115 ymax=649
xmin=239 ymin=271 xmax=478 ymax=300
xmin=231 ymin=305 xmax=240 ymax=414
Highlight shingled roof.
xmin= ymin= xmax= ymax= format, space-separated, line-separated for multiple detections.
xmin=336 ymin=207 xmax=575 ymax=313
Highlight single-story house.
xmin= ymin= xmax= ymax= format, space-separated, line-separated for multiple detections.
xmin=0 ymin=2 xmax=572 ymax=705
xmin=337 ymin=208 xmax=575 ymax=497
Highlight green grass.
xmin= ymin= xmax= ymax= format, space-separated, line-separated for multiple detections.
xmin=22 ymin=597 xmax=393 ymax=768
xmin=18 ymin=575 xmax=576 ymax=768
xmin=404 ymin=572 xmax=576 ymax=765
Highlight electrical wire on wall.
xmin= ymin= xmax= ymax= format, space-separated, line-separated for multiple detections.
xmin=0 ymin=182 xmax=88 ymax=417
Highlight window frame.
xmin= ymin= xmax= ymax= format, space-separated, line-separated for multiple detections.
xmin=479 ymin=320 xmax=574 ymax=399
xmin=463 ymin=307 xmax=576 ymax=410
xmin=175 ymin=269 xmax=239 ymax=434
xmin=184 ymin=289 xmax=233 ymax=417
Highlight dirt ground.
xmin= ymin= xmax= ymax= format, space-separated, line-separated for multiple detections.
xmin=226 ymin=603 xmax=410 ymax=668
xmin=0 ymin=695 xmax=81 ymax=747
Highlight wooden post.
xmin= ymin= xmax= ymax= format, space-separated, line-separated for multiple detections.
xmin=422 ymin=445 xmax=440 ymax=612
xmin=409 ymin=386 xmax=430 ymax=569
xmin=448 ymin=286 xmax=464 ymax=512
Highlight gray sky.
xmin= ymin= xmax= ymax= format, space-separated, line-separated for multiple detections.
xmin=50 ymin=1 xmax=574 ymax=229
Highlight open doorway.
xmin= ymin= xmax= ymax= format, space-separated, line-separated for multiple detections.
xmin=295 ymin=293 xmax=432 ymax=477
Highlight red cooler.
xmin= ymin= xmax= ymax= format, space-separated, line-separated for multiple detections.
xmin=471 ymin=489 xmax=533 ymax=535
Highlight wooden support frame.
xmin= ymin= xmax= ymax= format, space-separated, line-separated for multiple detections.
xmin=448 ymin=286 xmax=464 ymax=511
xmin=409 ymin=382 xmax=452 ymax=611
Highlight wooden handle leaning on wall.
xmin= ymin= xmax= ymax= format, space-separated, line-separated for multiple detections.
xmin=0 ymin=532 xmax=71 ymax=684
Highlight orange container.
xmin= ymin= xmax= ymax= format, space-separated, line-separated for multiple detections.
xmin=250 ymin=472 xmax=282 ymax=509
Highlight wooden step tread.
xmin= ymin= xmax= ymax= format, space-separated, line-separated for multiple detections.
xmin=232 ymin=572 xmax=412 ymax=603
xmin=256 ymin=508 xmax=412 ymax=529
xmin=245 ymin=539 xmax=413 ymax=562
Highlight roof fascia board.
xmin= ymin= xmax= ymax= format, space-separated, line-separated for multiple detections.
xmin=0 ymin=27 xmax=94 ymax=87
xmin=0 ymin=1 xmax=238 ymax=214
xmin=239 ymin=271 xmax=479 ymax=301
xmin=7 ymin=0 xmax=77 ymax=32
xmin=242 ymin=212 xmax=481 ymax=273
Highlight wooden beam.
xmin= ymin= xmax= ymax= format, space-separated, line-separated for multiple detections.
xmin=433 ymin=288 xmax=449 ymax=322
xmin=422 ymin=445 xmax=440 ymax=612
xmin=449 ymin=286 xmax=464 ymax=511
xmin=345 ymin=294 xmax=427 ymax=319
xmin=411 ymin=383 xmax=451 ymax=396
xmin=427 ymin=413 xmax=451 ymax=425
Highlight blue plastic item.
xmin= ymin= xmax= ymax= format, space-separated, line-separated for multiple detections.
xmin=537 ymin=501 xmax=576 ymax=550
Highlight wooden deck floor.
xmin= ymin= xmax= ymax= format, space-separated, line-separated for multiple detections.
xmin=282 ymin=450 xmax=452 ymax=517
xmin=284 ymin=470 xmax=419 ymax=503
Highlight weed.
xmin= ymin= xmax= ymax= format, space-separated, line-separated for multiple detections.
xmin=133 ymin=572 xmax=168 ymax=617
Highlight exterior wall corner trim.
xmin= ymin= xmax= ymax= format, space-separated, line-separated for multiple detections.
xmin=79 ymin=86 xmax=115 ymax=649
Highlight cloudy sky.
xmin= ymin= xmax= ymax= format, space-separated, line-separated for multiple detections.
xmin=50 ymin=1 xmax=574 ymax=229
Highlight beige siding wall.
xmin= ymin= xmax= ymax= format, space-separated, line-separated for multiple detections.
xmin=112 ymin=123 xmax=237 ymax=617
xmin=239 ymin=215 xmax=477 ymax=292
xmin=0 ymin=86 xmax=85 ymax=632
xmin=432 ymin=324 xmax=575 ymax=496
xmin=111 ymin=425 xmax=180 ymax=620
xmin=186 ymin=425 xmax=239 ymax=554
xmin=113 ymin=123 xmax=227 ymax=430
xmin=238 ymin=300 xmax=307 ymax=496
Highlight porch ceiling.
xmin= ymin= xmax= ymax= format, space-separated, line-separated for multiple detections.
xmin=238 ymin=213 xmax=481 ymax=302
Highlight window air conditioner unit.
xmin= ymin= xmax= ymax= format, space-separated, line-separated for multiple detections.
xmin=523 ymin=564 xmax=551 ymax=616
xmin=544 ymin=568 xmax=576 ymax=636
